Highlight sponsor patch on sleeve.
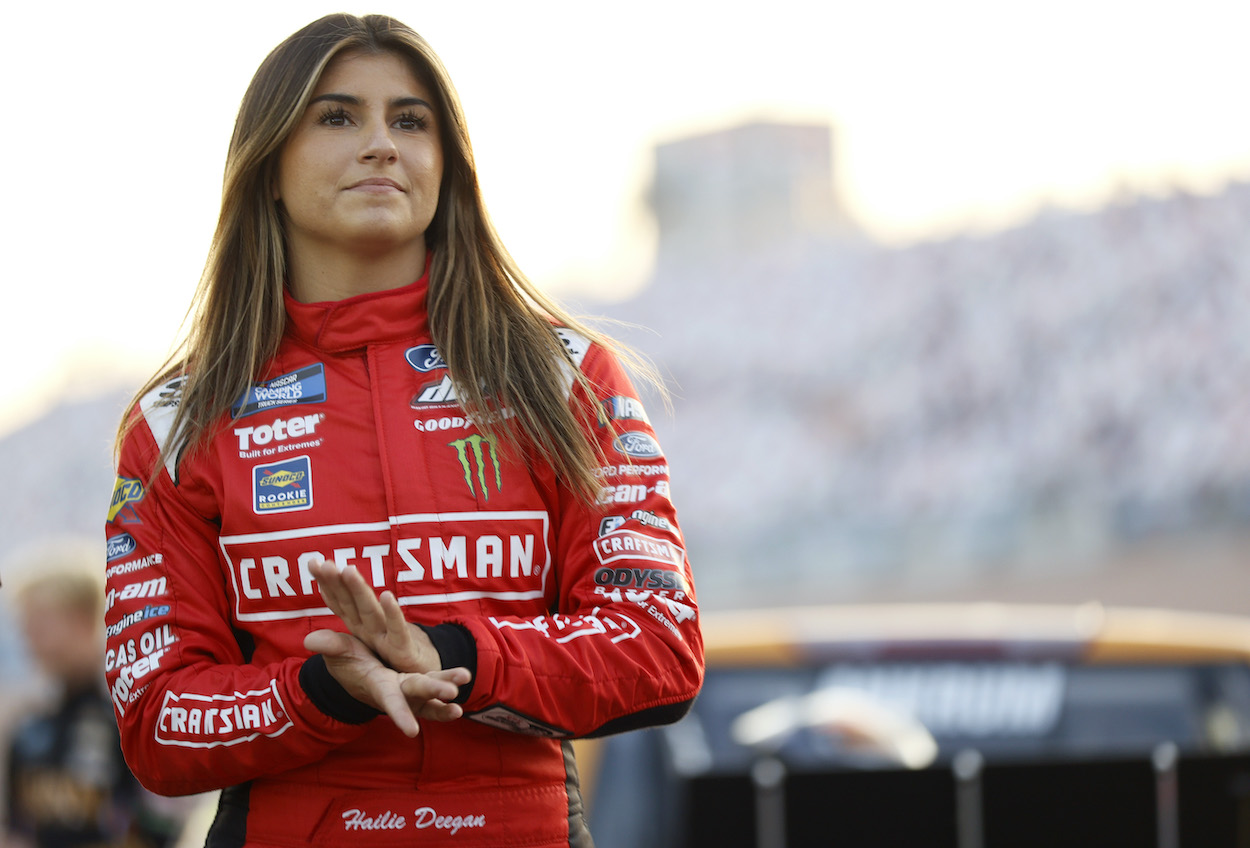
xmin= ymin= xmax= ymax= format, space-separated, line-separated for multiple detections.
xmin=601 ymin=396 xmax=650 ymax=426
xmin=154 ymin=682 xmax=292 ymax=748
xmin=108 ymin=477 xmax=145 ymax=524
xmin=468 ymin=705 xmax=570 ymax=738
xmin=612 ymin=432 xmax=663 ymax=459
xmin=252 ymin=456 xmax=313 ymax=515
xmin=598 ymin=516 xmax=627 ymax=536
xmin=106 ymin=533 xmax=137 ymax=562
xmin=593 ymin=528 xmax=685 ymax=570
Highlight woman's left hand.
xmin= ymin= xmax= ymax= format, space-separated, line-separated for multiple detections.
xmin=307 ymin=558 xmax=445 ymax=674
xmin=303 ymin=628 xmax=468 ymax=736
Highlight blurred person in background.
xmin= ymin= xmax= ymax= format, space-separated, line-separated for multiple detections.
xmin=4 ymin=560 xmax=180 ymax=848
xmin=104 ymin=12 xmax=701 ymax=848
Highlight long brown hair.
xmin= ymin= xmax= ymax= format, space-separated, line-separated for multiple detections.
xmin=119 ymin=13 xmax=658 ymax=503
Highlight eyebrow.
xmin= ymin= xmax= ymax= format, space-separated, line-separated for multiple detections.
xmin=309 ymin=93 xmax=434 ymax=110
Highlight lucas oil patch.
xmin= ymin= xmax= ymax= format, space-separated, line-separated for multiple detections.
xmin=252 ymin=455 xmax=313 ymax=515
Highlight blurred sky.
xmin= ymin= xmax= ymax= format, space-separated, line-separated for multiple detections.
xmin=4 ymin=0 xmax=1250 ymax=437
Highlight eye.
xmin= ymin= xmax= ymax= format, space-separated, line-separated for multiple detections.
xmin=394 ymin=111 xmax=429 ymax=131
xmin=317 ymin=106 xmax=351 ymax=127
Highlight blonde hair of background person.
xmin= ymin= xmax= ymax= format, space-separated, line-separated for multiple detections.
xmin=4 ymin=565 xmax=105 ymax=848
xmin=4 ymin=550 xmax=189 ymax=848
xmin=12 ymin=559 xmax=103 ymax=687
xmin=116 ymin=14 xmax=660 ymax=501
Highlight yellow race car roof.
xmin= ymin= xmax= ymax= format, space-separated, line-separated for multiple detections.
xmin=699 ymin=603 xmax=1250 ymax=666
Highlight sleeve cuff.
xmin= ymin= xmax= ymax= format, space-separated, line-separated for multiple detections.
xmin=298 ymin=654 xmax=382 ymax=725
xmin=419 ymin=623 xmax=478 ymax=705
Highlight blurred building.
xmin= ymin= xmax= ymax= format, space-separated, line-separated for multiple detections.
xmin=651 ymin=121 xmax=858 ymax=269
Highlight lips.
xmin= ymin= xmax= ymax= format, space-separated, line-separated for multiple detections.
xmin=348 ymin=177 xmax=404 ymax=191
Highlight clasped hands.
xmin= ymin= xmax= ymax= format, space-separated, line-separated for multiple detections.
xmin=302 ymin=559 xmax=471 ymax=738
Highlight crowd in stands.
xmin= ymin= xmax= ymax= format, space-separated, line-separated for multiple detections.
xmin=614 ymin=179 xmax=1250 ymax=590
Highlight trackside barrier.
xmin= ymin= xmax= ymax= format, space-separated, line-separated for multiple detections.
xmin=953 ymin=749 xmax=984 ymax=848
xmin=679 ymin=750 xmax=1250 ymax=847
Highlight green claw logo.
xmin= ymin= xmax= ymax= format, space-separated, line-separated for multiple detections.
xmin=449 ymin=434 xmax=502 ymax=499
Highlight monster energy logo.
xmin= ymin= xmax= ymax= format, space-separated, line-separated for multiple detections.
xmin=449 ymin=434 xmax=502 ymax=499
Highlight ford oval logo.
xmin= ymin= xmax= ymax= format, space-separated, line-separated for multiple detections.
xmin=613 ymin=432 xmax=662 ymax=459
xmin=405 ymin=345 xmax=447 ymax=373
xmin=106 ymin=533 xmax=137 ymax=562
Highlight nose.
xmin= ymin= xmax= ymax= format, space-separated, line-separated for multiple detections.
xmin=359 ymin=120 xmax=398 ymax=163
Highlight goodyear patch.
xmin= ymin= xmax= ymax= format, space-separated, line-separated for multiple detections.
xmin=108 ymin=477 xmax=145 ymax=523
xmin=233 ymin=364 xmax=327 ymax=419
xmin=252 ymin=455 xmax=313 ymax=515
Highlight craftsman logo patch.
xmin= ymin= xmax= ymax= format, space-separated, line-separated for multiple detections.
xmin=252 ymin=456 xmax=313 ymax=514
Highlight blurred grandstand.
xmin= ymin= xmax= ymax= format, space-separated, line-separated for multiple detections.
xmin=612 ymin=120 xmax=1250 ymax=613
xmin=2 ymin=118 xmax=1249 ymax=628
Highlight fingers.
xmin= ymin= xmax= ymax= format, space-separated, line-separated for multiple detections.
xmin=321 ymin=577 xmax=430 ymax=673
xmin=303 ymin=628 xmax=358 ymax=657
xmin=428 ymin=666 xmax=473 ymax=687
xmin=309 ymin=559 xmax=380 ymax=634
xmin=307 ymin=558 xmax=358 ymax=624
xmin=304 ymin=631 xmax=468 ymax=735
xmin=371 ymin=671 xmax=421 ymax=738
xmin=310 ymin=560 xmax=396 ymax=649
xmin=380 ymin=591 xmax=411 ymax=649
xmin=337 ymin=564 xmax=383 ymax=632
xmin=399 ymin=670 xmax=467 ymax=723
xmin=417 ymin=700 xmax=464 ymax=722
xmin=304 ymin=630 xmax=423 ymax=738
xmin=379 ymin=593 xmax=441 ymax=672
xmin=398 ymin=670 xmax=461 ymax=705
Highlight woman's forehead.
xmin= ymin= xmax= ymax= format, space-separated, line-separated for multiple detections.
xmin=312 ymin=49 xmax=429 ymax=97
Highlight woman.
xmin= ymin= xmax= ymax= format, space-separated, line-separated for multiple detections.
xmin=104 ymin=13 xmax=702 ymax=848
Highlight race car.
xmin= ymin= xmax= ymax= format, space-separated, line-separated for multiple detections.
xmin=581 ymin=602 xmax=1250 ymax=847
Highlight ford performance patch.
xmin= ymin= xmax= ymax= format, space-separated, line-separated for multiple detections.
xmin=106 ymin=533 xmax=137 ymax=562
xmin=252 ymin=456 xmax=313 ymax=515
xmin=233 ymin=364 xmax=327 ymax=418
xmin=612 ymin=432 xmax=662 ymax=460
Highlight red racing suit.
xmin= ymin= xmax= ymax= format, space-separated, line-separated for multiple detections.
xmin=103 ymin=271 xmax=703 ymax=847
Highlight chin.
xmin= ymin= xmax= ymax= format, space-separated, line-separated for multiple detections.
xmin=333 ymin=216 xmax=413 ymax=241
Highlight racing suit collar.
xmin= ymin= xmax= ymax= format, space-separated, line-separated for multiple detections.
xmin=283 ymin=253 xmax=432 ymax=352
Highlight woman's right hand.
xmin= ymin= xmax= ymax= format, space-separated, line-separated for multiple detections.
xmin=307 ymin=558 xmax=449 ymax=674
xmin=303 ymin=628 xmax=470 ymax=737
